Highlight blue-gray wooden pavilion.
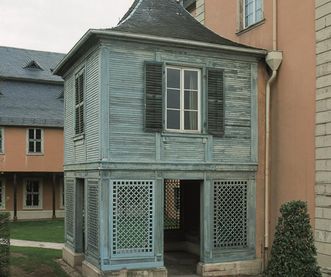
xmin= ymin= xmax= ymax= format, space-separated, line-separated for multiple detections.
xmin=54 ymin=0 xmax=266 ymax=275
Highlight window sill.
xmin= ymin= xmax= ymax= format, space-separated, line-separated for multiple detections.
xmin=236 ymin=19 xmax=265 ymax=36
xmin=23 ymin=207 xmax=43 ymax=210
xmin=26 ymin=153 xmax=44 ymax=156
xmin=161 ymin=132 xmax=209 ymax=139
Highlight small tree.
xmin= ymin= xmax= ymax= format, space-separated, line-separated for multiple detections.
xmin=265 ymin=200 xmax=321 ymax=277
xmin=0 ymin=212 xmax=10 ymax=277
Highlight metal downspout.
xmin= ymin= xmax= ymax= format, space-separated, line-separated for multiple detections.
xmin=264 ymin=0 xmax=283 ymax=268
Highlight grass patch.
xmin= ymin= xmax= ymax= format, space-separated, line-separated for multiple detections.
xmin=10 ymin=219 xmax=64 ymax=243
xmin=10 ymin=246 xmax=68 ymax=277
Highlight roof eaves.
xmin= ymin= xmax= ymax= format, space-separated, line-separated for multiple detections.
xmin=53 ymin=29 xmax=96 ymax=76
xmin=54 ymin=28 xmax=267 ymax=76
xmin=95 ymin=29 xmax=267 ymax=56
xmin=0 ymin=75 xmax=63 ymax=85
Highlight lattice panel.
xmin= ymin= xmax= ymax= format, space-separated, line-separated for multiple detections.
xmin=65 ymin=179 xmax=74 ymax=239
xmin=213 ymin=180 xmax=248 ymax=249
xmin=111 ymin=180 xmax=154 ymax=256
xmin=164 ymin=179 xmax=181 ymax=230
xmin=87 ymin=181 xmax=99 ymax=257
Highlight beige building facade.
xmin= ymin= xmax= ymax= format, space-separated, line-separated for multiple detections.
xmin=316 ymin=0 xmax=331 ymax=274
xmin=185 ymin=0 xmax=318 ymax=273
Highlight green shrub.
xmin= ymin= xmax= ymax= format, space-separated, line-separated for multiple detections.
xmin=0 ymin=212 xmax=10 ymax=277
xmin=265 ymin=200 xmax=321 ymax=277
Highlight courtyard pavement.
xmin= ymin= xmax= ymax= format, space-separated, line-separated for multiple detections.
xmin=10 ymin=239 xmax=64 ymax=250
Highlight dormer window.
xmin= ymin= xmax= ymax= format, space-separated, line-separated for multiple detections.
xmin=24 ymin=60 xmax=43 ymax=71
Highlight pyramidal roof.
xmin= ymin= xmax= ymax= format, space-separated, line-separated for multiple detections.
xmin=110 ymin=0 xmax=246 ymax=48
xmin=54 ymin=0 xmax=266 ymax=76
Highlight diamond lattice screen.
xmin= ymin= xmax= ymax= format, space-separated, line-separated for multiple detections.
xmin=213 ymin=180 xmax=248 ymax=249
xmin=87 ymin=181 xmax=99 ymax=258
xmin=111 ymin=180 xmax=154 ymax=256
xmin=65 ymin=179 xmax=74 ymax=239
xmin=164 ymin=179 xmax=181 ymax=230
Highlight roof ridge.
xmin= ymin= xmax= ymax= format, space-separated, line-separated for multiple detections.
xmin=118 ymin=0 xmax=143 ymax=26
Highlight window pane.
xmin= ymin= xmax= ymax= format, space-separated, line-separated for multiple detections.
xmin=35 ymin=141 xmax=41 ymax=153
xmin=26 ymin=183 xmax=32 ymax=192
xmin=184 ymin=90 xmax=198 ymax=110
xmin=35 ymin=129 xmax=41 ymax=139
xmin=33 ymin=194 xmax=39 ymax=206
xmin=29 ymin=129 xmax=34 ymax=139
xmin=167 ymin=89 xmax=180 ymax=109
xmin=29 ymin=141 xmax=34 ymax=152
xmin=33 ymin=182 xmax=39 ymax=192
xmin=184 ymin=111 xmax=198 ymax=130
xmin=256 ymin=9 xmax=263 ymax=21
xmin=167 ymin=110 xmax=180 ymax=130
xmin=167 ymin=68 xmax=180 ymax=89
xmin=256 ymin=0 xmax=262 ymax=9
xmin=184 ymin=71 xmax=198 ymax=90
xmin=26 ymin=194 xmax=32 ymax=206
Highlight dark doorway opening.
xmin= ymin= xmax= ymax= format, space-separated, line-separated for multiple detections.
xmin=164 ymin=179 xmax=201 ymax=276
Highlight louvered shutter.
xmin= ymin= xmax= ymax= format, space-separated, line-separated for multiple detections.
xmin=144 ymin=62 xmax=163 ymax=132
xmin=78 ymin=74 xmax=84 ymax=134
xmin=207 ymin=69 xmax=224 ymax=137
xmin=75 ymin=72 xmax=85 ymax=135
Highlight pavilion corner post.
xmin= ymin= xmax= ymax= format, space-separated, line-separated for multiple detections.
xmin=52 ymin=173 xmax=56 ymax=219
xmin=13 ymin=173 xmax=17 ymax=221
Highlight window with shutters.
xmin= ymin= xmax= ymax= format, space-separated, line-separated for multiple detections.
xmin=24 ymin=179 xmax=42 ymax=209
xmin=0 ymin=180 xmax=5 ymax=209
xmin=166 ymin=67 xmax=201 ymax=132
xmin=75 ymin=69 xmax=85 ymax=135
xmin=27 ymin=128 xmax=43 ymax=154
xmin=0 ymin=128 xmax=4 ymax=154
xmin=145 ymin=62 xmax=224 ymax=136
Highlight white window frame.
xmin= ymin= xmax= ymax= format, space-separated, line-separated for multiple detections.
xmin=165 ymin=66 xmax=201 ymax=133
xmin=0 ymin=127 xmax=4 ymax=154
xmin=74 ymin=68 xmax=85 ymax=136
xmin=243 ymin=0 xmax=263 ymax=29
xmin=26 ymin=128 xmax=44 ymax=154
xmin=23 ymin=179 xmax=43 ymax=209
xmin=0 ymin=179 xmax=5 ymax=209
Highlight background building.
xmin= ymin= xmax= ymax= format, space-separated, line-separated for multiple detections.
xmin=0 ymin=46 xmax=65 ymax=220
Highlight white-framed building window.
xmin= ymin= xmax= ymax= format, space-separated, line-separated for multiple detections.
xmin=0 ymin=127 xmax=4 ymax=154
xmin=0 ymin=180 xmax=5 ymax=209
xmin=166 ymin=67 xmax=201 ymax=132
xmin=243 ymin=0 xmax=263 ymax=28
xmin=27 ymin=128 xmax=43 ymax=154
xmin=24 ymin=179 xmax=42 ymax=209
xmin=75 ymin=69 xmax=85 ymax=135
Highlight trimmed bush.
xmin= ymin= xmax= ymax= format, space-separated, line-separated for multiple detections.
xmin=265 ymin=200 xmax=321 ymax=277
xmin=0 ymin=212 xmax=10 ymax=277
